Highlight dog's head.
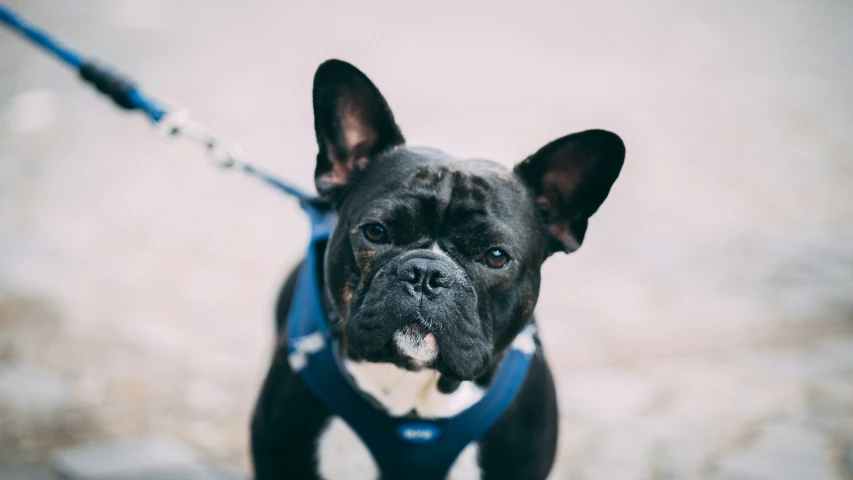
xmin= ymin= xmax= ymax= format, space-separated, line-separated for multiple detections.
xmin=313 ymin=60 xmax=624 ymax=385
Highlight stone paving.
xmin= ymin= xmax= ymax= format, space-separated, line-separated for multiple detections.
xmin=1 ymin=1 xmax=853 ymax=479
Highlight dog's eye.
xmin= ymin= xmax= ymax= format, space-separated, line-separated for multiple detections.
xmin=484 ymin=248 xmax=510 ymax=268
xmin=362 ymin=223 xmax=389 ymax=244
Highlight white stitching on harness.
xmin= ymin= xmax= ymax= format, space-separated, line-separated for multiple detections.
xmin=288 ymin=331 xmax=326 ymax=371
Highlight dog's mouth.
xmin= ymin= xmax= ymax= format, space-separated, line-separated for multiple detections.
xmin=392 ymin=323 xmax=438 ymax=366
xmin=342 ymin=316 xmax=492 ymax=381
xmin=342 ymin=322 xmax=440 ymax=372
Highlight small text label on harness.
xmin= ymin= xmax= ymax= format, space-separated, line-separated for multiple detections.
xmin=397 ymin=423 xmax=441 ymax=443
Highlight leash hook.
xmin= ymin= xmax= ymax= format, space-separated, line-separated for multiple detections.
xmin=156 ymin=108 xmax=242 ymax=169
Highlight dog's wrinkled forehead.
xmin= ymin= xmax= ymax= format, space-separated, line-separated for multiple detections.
xmin=341 ymin=147 xmax=539 ymax=246
xmin=351 ymin=148 xmax=527 ymax=211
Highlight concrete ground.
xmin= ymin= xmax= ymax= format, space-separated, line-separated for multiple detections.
xmin=1 ymin=1 xmax=852 ymax=478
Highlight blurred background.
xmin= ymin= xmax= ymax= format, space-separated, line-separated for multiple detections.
xmin=1 ymin=1 xmax=852 ymax=479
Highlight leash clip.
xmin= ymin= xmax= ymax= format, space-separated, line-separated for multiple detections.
xmin=156 ymin=108 xmax=242 ymax=169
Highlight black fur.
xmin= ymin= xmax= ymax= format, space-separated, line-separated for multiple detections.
xmin=251 ymin=59 xmax=624 ymax=479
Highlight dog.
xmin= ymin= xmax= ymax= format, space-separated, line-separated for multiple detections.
xmin=250 ymin=59 xmax=625 ymax=480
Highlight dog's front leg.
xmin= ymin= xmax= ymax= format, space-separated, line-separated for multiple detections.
xmin=251 ymin=349 xmax=331 ymax=480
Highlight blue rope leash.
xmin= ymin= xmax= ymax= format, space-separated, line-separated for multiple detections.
xmin=0 ymin=4 xmax=82 ymax=67
xmin=0 ymin=4 xmax=165 ymax=122
xmin=0 ymin=3 xmax=326 ymax=211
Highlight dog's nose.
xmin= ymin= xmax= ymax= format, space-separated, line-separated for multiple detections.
xmin=397 ymin=258 xmax=456 ymax=295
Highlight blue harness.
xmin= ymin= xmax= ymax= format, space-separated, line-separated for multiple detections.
xmin=287 ymin=204 xmax=536 ymax=480
xmin=0 ymin=8 xmax=536 ymax=478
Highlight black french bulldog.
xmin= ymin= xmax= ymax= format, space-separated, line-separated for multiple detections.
xmin=251 ymin=59 xmax=625 ymax=480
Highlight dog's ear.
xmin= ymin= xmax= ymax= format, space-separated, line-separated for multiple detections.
xmin=515 ymin=129 xmax=625 ymax=254
xmin=312 ymin=59 xmax=405 ymax=200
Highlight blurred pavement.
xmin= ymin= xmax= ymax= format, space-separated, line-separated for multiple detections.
xmin=1 ymin=1 xmax=852 ymax=478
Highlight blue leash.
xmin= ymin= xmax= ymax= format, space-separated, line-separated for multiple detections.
xmin=0 ymin=5 xmax=164 ymax=122
xmin=0 ymin=3 xmax=326 ymax=215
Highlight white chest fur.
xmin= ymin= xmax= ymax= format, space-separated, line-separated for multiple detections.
xmin=342 ymin=360 xmax=484 ymax=418
xmin=315 ymin=360 xmax=485 ymax=480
